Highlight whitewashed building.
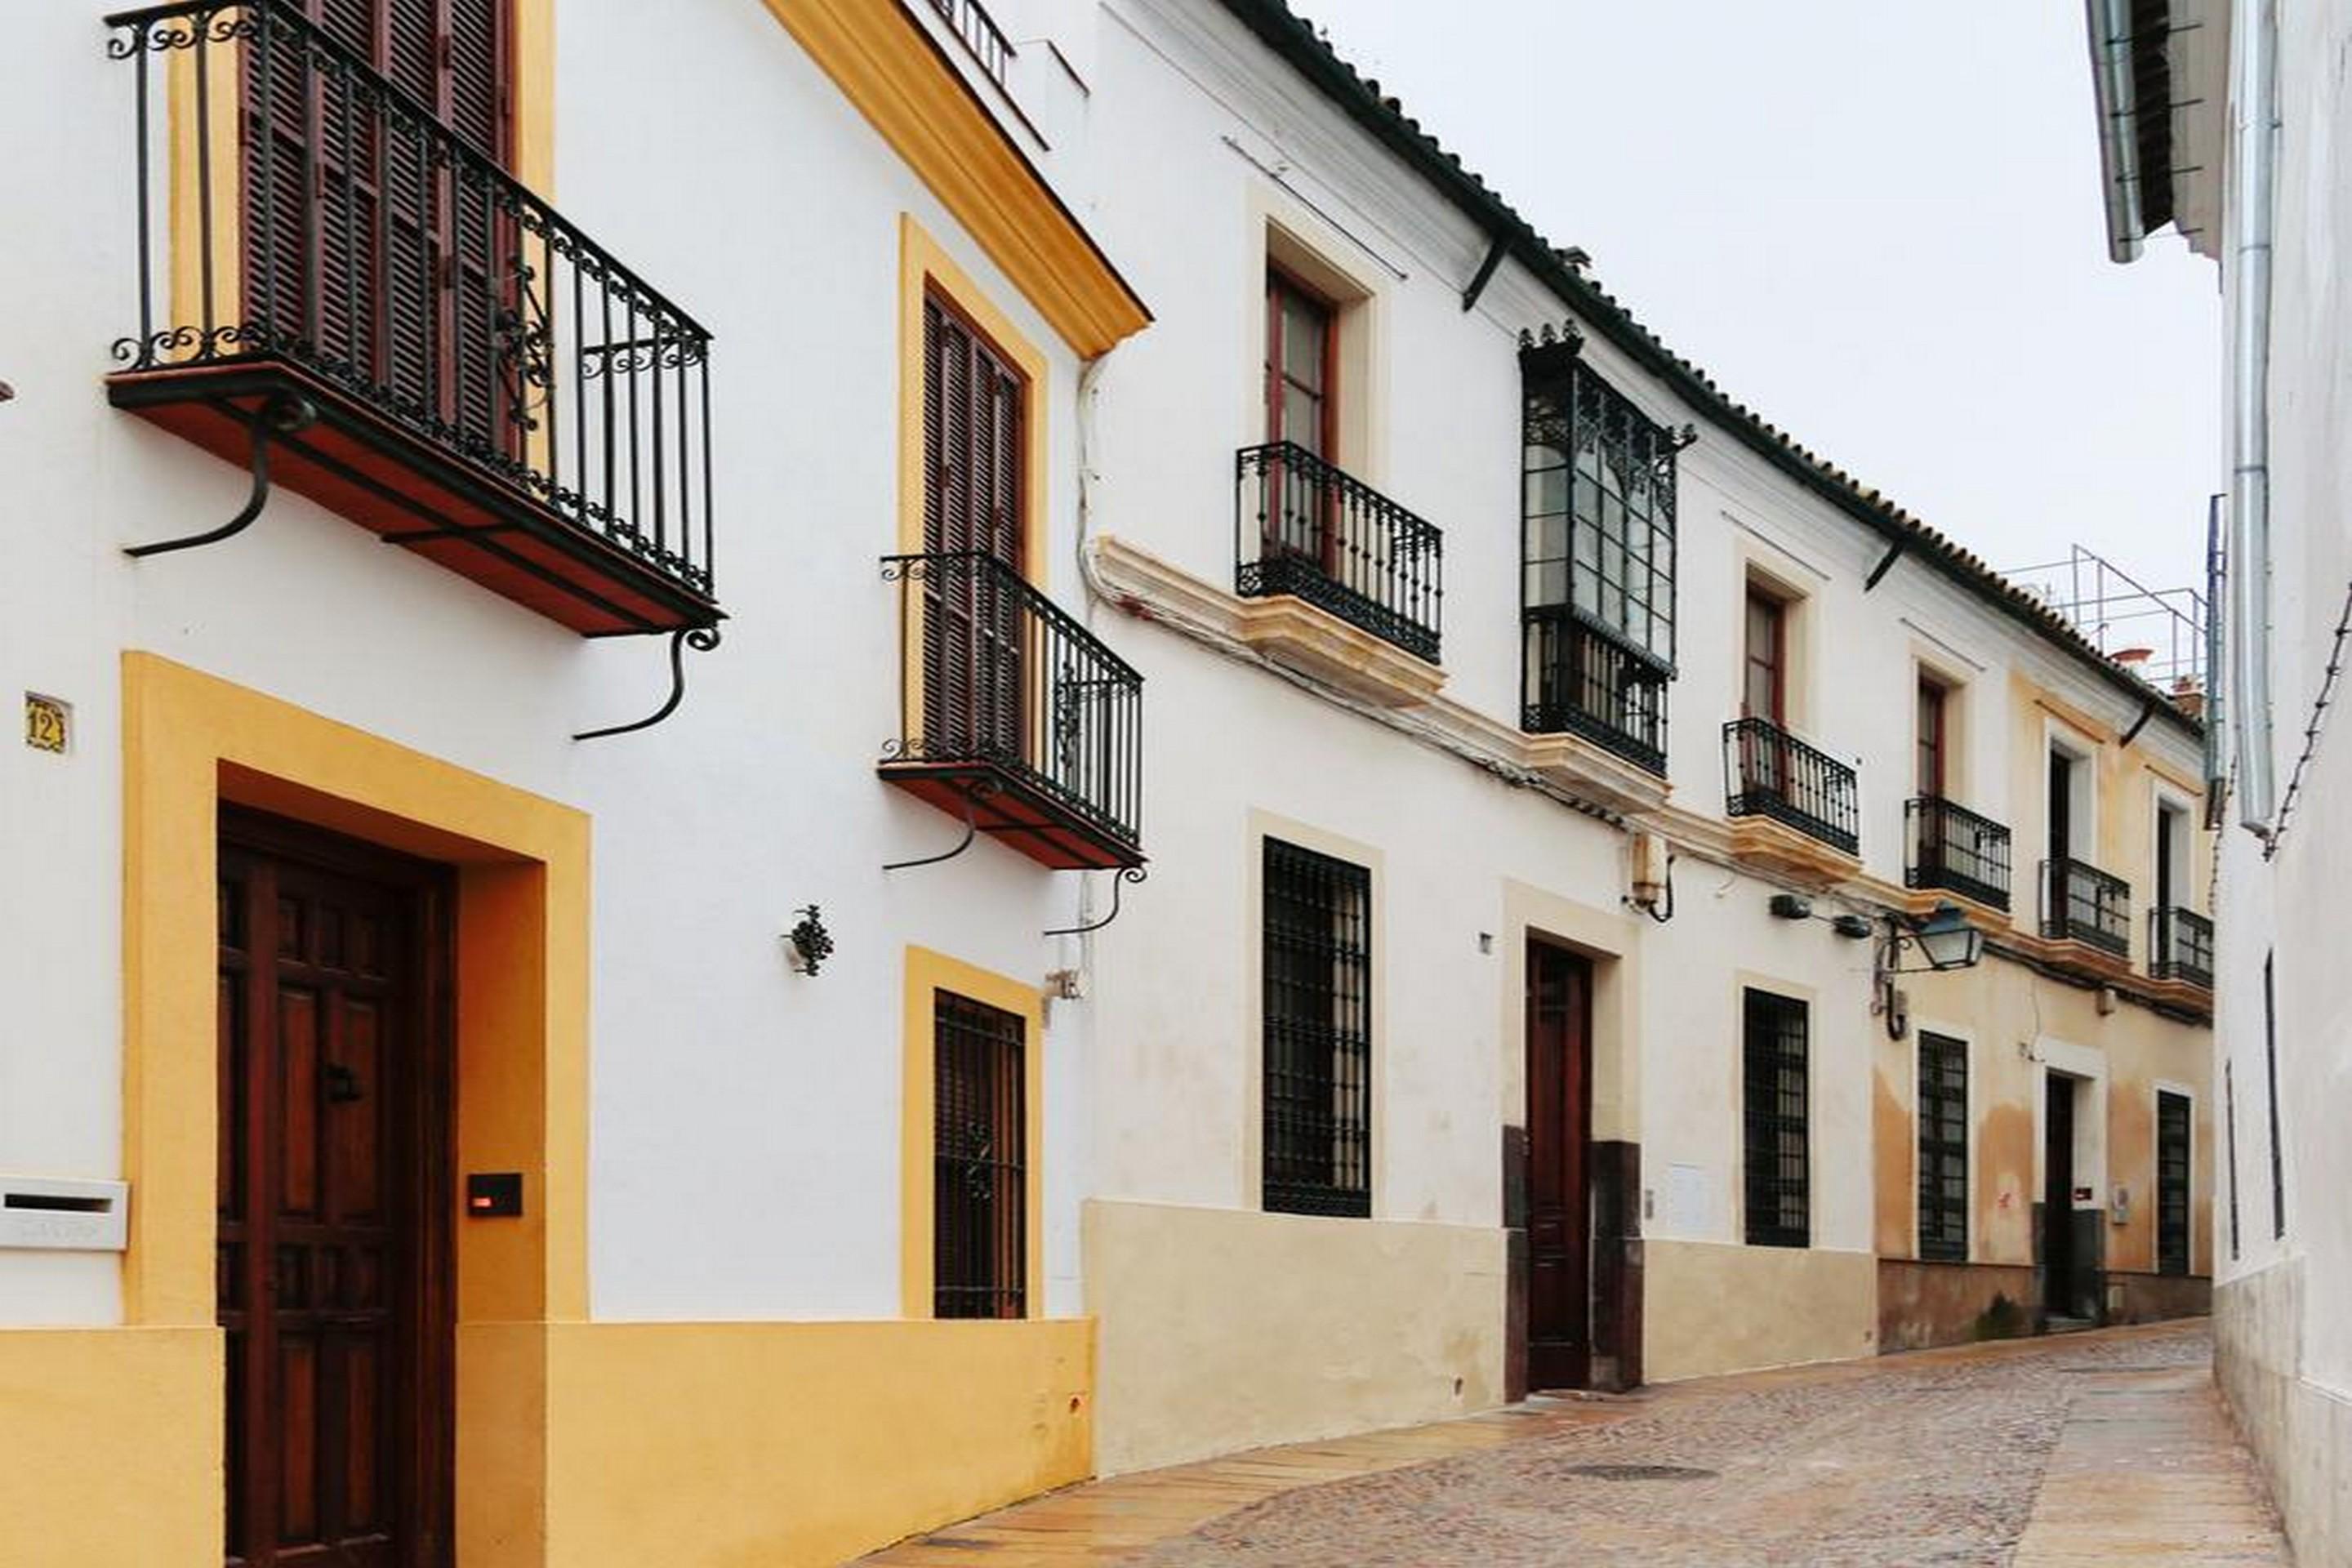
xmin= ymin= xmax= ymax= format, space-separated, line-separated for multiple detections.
xmin=0 ymin=0 xmax=2216 ymax=1562
xmin=1074 ymin=0 xmax=2218 ymax=1477
xmin=2084 ymin=0 xmax=2352 ymax=1559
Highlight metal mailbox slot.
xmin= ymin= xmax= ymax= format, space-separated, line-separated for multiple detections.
xmin=0 ymin=1175 xmax=130 ymax=1251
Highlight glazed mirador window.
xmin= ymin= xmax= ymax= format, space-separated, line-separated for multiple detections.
xmin=1521 ymin=344 xmax=1680 ymax=773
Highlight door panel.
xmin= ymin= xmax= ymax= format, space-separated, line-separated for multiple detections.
xmin=220 ymin=817 xmax=449 ymax=1568
xmin=2042 ymin=1072 xmax=2075 ymax=1318
xmin=1526 ymin=942 xmax=1592 ymax=1390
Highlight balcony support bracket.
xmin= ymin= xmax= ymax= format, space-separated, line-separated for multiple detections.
xmin=1045 ymin=866 xmax=1147 ymax=937
xmin=572 ymin=625 xmax=722 ymax=742
xmin=883 ymin=776 xmax=1002 ymax=872
xmin=123 ymin=393 xmax=318 ymax=559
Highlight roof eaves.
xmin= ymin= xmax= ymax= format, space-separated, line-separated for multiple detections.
xmin=1214 ymin=0 xmax=2202 ymax=743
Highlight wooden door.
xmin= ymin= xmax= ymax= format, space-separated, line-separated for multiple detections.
xmin=219 ymin=813 xmax=452 ymax=1568
xmin=1526 ymin=942 xmax=1592 ymax=1390
xmin=1263 ymin=268 xmax=1337 ymax=568
xmin=2042 ymin=1071 xmax=2076 ymax=1320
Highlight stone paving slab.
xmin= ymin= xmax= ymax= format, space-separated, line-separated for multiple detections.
xmin=860 ymin=1321 xmax=2290 ymax=1567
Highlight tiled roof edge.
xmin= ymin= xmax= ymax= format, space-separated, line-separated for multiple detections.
xmin=1215 ymin=0 xmax=2202 ymax=742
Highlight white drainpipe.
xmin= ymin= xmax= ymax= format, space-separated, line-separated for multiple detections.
xmin=2228 ymin=0 xmax=2278 ymax=830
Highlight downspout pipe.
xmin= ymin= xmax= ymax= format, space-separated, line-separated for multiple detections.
xmin=2087 ymin=0 xmax=2149 ymax=261
xmin=2228 ymin=0 xmax=2278 ymax=830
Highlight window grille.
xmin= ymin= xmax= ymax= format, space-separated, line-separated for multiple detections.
xmin=1917 ymin=1033 xmax=1969 ymax=1263
xmin=1520 ymin=349 xmax=1677 ymax=770
xmin=933 ymin=990 xmax=1026 ymax=1318
xmin=1743 ymin=988 xmax=1809 ymax=1248
xmin=1262 ymin=838 xmax=1372 ymax=1218
xmin=2157 ymin=1090 xmax=2192 ymax=1276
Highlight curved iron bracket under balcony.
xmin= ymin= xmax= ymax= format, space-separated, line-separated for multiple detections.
xmin=106 ymin=1 xmax=720 ymax=641
xmin=878 ymin=552 xmax=1145 ymax=871
xmin=1234 ymin=443 xmax=1442 ymax=664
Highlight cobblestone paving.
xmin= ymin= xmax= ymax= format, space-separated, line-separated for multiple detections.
xmin=1130 ymin=1324 xmax=2229 ymax=1567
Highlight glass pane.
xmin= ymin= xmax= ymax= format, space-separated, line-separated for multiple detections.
xmin=1282 ymin=384 xmax=1323 ymax=453
xmin=1528 ymin=511 xmax=1566 ymax=565
xmin=1281 ymin=298 xmax=1326 ymax=393
xmin=1526 ymin=466 xmax=1566 ymax=520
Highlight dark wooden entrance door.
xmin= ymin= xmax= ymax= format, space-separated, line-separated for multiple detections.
xmin=218 ymin=813 xmax=452 ymax=1568
xmin=1526 ymin=942 xmax=1593 ymax=1390
xmin=2042 ymin=1071 xmax=2077 ymax=1320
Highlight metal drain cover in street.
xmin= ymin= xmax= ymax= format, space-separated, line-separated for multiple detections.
xmin=1563 ymin=1463 xmax=1718 ymax=1481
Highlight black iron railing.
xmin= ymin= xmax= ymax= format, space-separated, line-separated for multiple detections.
xmin=1723 ymin=717 xmax=1859 ymax=854
xmin=2150 ymin=906 xmax=2214 ymax=987
xmin=884 ymin=552 xmax=1143 ymax=849
xmin=1521 ymin=611 xmax=1669 ymax=774
xmin=108 ymin=0 xmax=715 ymax=602
xmin=2041 ymin=858 xmax=2132 ymax=956
xmin=1236 ymin=443 xmax=1443 ymax=663
xmin=1906 ymin=795 xmax=2012 ymax=911
xmin=924 ymin=0 xmax=1013 ymax=88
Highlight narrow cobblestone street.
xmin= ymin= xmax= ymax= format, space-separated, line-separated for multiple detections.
xmin=865 ymin=1322 xmax=2289 ymax=1566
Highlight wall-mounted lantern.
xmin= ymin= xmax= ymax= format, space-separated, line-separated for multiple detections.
xmin=1878 ymin=902 xmax=1984 ymax=1036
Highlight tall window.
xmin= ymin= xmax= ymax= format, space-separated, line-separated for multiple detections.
xmin=2156 ymin=1090 xmax=2191 ymax=1276
xmin=250 ymin=0 xmax=514 ymax=447
xmin=1917 ymin=1032 xmax=1968 ymax=1262
xmin=2225 ymin=1061 xmax=2242 ymax=1260
xmin=1744 ymin=588 xmax=1785 ymax=724
xmin=1265 ymin=269 xmax=1335 ymax=457
xmin=1519 ymin=349 xmax=1679 ymax=770
xmin=932 ymin=990 xmax=1027 ymax=1319
xmin=920 ymin=293 xmax=1027 ymax=760
xmin=1916 ymin=677 xmax=1948 ymax=796
xmin=1263 ymin=838 xmax=1372 ymax=1218
xmin=2265 ymin=952 xmax=2285 ymax=1239
xmin=1743 ymin=988 xmax=1809 ymax=1248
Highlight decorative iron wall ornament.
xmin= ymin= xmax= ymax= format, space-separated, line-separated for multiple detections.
xmin=784 ymin=906 xmax=835 ymax=976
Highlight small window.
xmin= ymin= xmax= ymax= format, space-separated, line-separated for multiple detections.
xmin=2156 ymin=1090 xmax=2192 ymax=1276
xmin=1263 ymin=838 xmax=1372 ymax=1218
xmin=933 ymin=989 xmax=1026 ymax=1319
xmin=1917 ymin=1033 xmax=1968 ymax=1262
xmin=1743 ymin=988 xmax=1809 ymax=1248
xmin=1744 ymin=588 xmax=1785 ymax=724
xmin=1916 ymin=677 xmax=1948 ymax=798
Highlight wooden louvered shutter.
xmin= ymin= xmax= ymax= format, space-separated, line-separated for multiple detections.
xmin=920 ymin=296 xmax=1027 ymax=764
xmin=243 ymin=1 xmax=513 ymax=449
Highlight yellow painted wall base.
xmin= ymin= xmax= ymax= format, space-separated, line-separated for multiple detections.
xmin=0 ymin=1327 xmax=219 ymax=1568
xmin=544 ymin=1318 xmax=1093 ymax=1567
xmin=1643 ymin=1240 xmax=1879 ymax=1382
xmin=0 ymin=1319 xmax=1089 ymax=1568
xmin=1086 ymin=1199 xmax=1506 ymax=1476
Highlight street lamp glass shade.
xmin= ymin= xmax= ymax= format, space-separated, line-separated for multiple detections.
xmin=1913 ymin=903 xmax=1983 ymax=971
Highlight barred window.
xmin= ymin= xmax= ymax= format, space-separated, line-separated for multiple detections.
xmin=1263 ymin=838 xmax=1372 ymax=1218
xmin=2157 ymin=1089 xmax=2192 ymax=1276
xmin=1743 ymin=988 xmax=1809 ymax=1248
xmin=1917 ymin=1032 xmax=1969 ymax=1263
xmin=933 ymin=990 xmax=1026 ymax=1319
xmin=1520 ymin=344 xmax=1678 ymax=773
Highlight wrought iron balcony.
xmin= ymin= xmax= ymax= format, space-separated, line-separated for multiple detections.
xmin=2041 ymin=858 xmax=2132 ymax=956
xmin=880 ymin=552 xmax=1143 ymax=870
xmin=1723 ymin=717 xmax=1859 ymax=854
xmin=1522 ymin=611 xmax=1668 ymax=774
xmin=105 ymin=1 xmax=717 ymax=637
xmin=2150 ymin=906 xmax=2213 ymax=987
xmin=923 ymin=0 xmax=1013 ymax=88
xmin=1905 ymin=795 xmax=2012 ymax=911
xmin=1236 ymin=443 xmax=1442 ymax=663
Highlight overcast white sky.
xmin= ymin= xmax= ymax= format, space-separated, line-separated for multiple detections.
xmin=1303 ymin=0 xmax=2221 ymax=596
